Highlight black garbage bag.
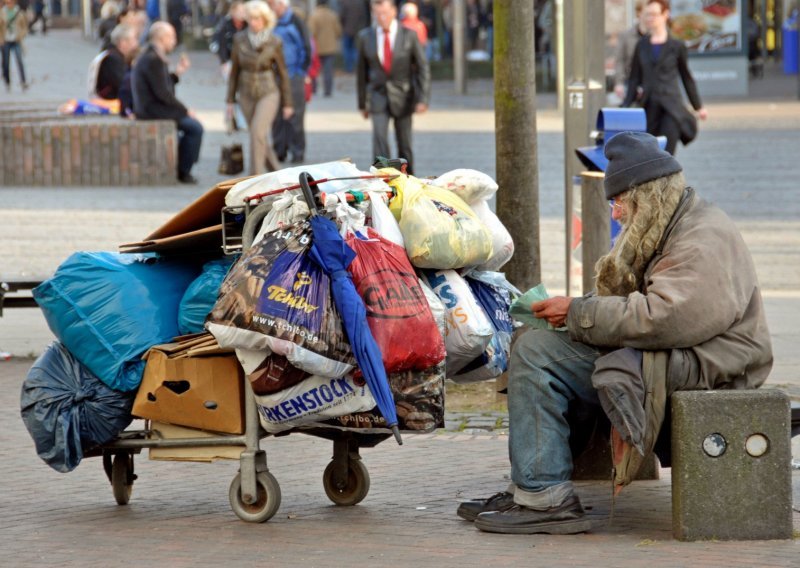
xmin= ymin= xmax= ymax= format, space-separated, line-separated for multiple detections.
xmin=20 ymin=342 xmax=136 ymax=473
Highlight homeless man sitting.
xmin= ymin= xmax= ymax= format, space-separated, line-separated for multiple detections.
xmin=458 ymin=131 xmax=773 ymax=535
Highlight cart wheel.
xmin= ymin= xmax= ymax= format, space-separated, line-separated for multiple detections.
xmin=111 ymin=453 xmax=134 ymax=506
xmin=323 ymin=458 xmax=370 ymax=506
xmin=229 ymin=471 xmax=281 ymax=523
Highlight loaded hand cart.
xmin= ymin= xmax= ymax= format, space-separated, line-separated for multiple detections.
xmin=23 ymin=166 xmax=446 ymax=523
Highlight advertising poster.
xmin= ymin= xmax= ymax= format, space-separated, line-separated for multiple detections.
xmin=669 ymin=0 xmax=744 ymax=54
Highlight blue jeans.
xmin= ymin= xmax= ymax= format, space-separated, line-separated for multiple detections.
xmin=176 ymin=115 xmax=203 ymax=176
xmin=2 ymin=42 xmax=26 ymax=86
xmin=342 ymin=35 xmax=357 ymax=73
xmin=507 ymin=329 xmax=602 ymax=500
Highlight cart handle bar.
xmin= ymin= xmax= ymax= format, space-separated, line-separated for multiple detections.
xmin=243 ymin=174 xmax=398 ymax=205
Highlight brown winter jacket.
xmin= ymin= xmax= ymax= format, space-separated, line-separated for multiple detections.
xmin=308 ymin=5 xmax=342 ymax=56
xmin=0 ymin=4 xmax=28 ymax=44
xmin=226 ymin=31 xmax=292 ymax=105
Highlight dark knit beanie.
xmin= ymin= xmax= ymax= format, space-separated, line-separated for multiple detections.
xmin=603 ymin=131 xmax=682 ymax=199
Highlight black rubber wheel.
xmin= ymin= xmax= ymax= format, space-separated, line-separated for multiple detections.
xmin=228 ymin=471 xmax=281 ymax=523
xmin=111 ymin=453 xmax=133 ymax=505
xmin=322 ymin=458 xmax=370 ymax=506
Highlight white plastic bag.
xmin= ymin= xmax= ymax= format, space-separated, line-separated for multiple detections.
xmin=253 ymin=192 xmax=310 ymax=244
xmin=431 ymin=169 xmax=499 ymax=204
xmin=254 ymin=374 xmax=376 ymax=433
xmin=471 ymin=200 xmax=515 ymax=271
xmin=367 ymin=191 xmax=404 ymax=247
xmin=420 ymin=269 xmax=494 ymax=376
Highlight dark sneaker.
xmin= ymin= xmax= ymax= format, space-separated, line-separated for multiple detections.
xmin=473 ymin=496 xmax=592 ymax=534
xmin=178 ymin=173 xmax=198 ymax=184
xmin=456 ymin=491 xmax=515 ymax=522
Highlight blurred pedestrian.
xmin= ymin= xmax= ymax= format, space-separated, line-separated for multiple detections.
xmin=465 ymin=0 xmax=481 ymax=51
xmin=167 ymin=0 xmax=189 ymax=45
xmin=1 ymin=0 xmax=29 ymax=92
xmin=308 ymin=0 xmax=341 ymax=97
xmin=400 ymin=1 xmax=427 ymax=48
xmin=226 ymin=0 xmax=293 ymax=174
xmin=213 ymin=0 xmax=247 ymax=79
xmin=356 ymin=0 xmax=429 ymax=174
xmin=613 ymin=0 xmax=646 ymax=101
xmin=132 ymin=21 xmax=204 ymax=183
xmin=28 ymin=0 xmax=45 ymax=34
xmin=339 ymin=0 xmax=369 ymax=73
xmin=623 ymin=0 xmax=707 ymax=155
xmin=91 ymin=23 xmax=139 ymax=100
xmin=267 ymin=0 xmax=310 ymax=164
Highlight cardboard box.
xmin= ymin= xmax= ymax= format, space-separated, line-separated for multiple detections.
xmin=133 ymin=339 xmax=245 ymax=434
xmin=148 ymin=422 xmax=245 ymax=462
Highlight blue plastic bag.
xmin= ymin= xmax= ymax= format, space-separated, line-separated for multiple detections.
xmin=178 ymin=257 xmax=235 ymax=335
xmin=451 ymin=272 xmax=517 ymax=383
xmin=33 ymin=252 xmax=199 ymax=392
xmin=20 ymin=342 xmax=136 ymax=473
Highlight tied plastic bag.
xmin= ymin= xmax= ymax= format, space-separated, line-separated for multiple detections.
xmin=178 ymin=257 xmax=236 ymax=335
xmin=253 ymin=192 xmax=310 ymax=244
xmin=451 ymin=272 xmax=519 ymax=383
xmin=346 ymin=229 xmax=445 ymax=372
xmin=366 ymin=190 xmax=404 ymax=247
xmin=20 ymin=342 xmax=136 ymax=473
xmin=509 ymin=283 xmax=566 ymax=330
xmin=254 ymin=374 xmax=376 ymax=433
xmin=33 ymin=252 xmax=199 ymax=392
xmin=420 ymin=269 xmax=494 ymax=376
xmin=384 ymin=169 xmax=493 ymax=269
xmin=206 ymin=221 xmax=356 ymax=378
xmin=431 ymin=168 xmax=499 ymax=204
xmin=471 ymin=201 xmax=515 ymax=272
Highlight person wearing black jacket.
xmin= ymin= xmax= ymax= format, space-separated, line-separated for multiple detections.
xmin=622 ymin=0 xmax=707 ymax=155
xmin=132 ymin=21 xmax=203 ymax=183
xmin=213 ymin=0 xmax=247 ymax=77
xmin=94 ymin=24 xmax=138 ymax=100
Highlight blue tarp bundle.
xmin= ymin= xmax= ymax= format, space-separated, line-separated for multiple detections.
xmin=33 ymin=252 xmax=199 ymax=392
xmin=178 ymin=257 xmax=235 ymax=335
xmin=20 ymin=342 xmax=136 ymax=473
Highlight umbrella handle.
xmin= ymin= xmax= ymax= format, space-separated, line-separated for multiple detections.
xmin=298 ymin=172 xmax=320 ymax=216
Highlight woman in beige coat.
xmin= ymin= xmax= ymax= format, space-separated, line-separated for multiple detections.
xmin=226 ymin=0 xmax=293 ymax=174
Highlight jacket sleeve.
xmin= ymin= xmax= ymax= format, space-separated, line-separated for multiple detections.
xmin=225 ymin=36 xmax=240 ymax=103
xmin=214 ymin=20 xmax=230 ymax=63
xmin=410 ymin=30 xmax=430 ymax=107
xmin=294 ymin=14 xmax=312 ymax=72
xmin=677 ymin=41 xmax=702 ymax=110
xmin=566 ymin=232 xmax=742 ymax=351
xmin=622 ymin=41 xmax=642 ymax=107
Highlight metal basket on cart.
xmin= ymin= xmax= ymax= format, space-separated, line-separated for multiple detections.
xmin=93 ymin=171 xmax=443 ymax=523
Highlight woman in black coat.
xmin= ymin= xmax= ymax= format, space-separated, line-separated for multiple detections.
xmin=623 ymin=0 xmax=707 ymax=155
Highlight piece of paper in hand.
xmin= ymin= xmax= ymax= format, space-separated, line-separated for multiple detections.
xmin=509 ymin=284 xmax=566 ymax=331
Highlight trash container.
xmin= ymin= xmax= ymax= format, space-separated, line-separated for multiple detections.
xmin=783 ymin=15 xmax=799 ymax=75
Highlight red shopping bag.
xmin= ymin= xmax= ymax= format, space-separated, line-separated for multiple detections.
xmin=346 ymin=228 xmax=446 ymax=372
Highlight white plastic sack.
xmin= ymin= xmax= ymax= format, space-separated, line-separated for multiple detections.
xmin=255 ymin=374 xmax=376 ymax=433
xmin=431 ymin=168 xmax=499 ymax=204
xmin=253 ymin=193 xmax=310 ymax=244
xmin=471 ymin=200 xmax=515 ymax=272
xmin=366 ymin=191 xmax=404 ymax=247
xmin=225 ymin=160 xmax=390 ymax=207
xmin=420 ymin=269 xmax=494 ymax=376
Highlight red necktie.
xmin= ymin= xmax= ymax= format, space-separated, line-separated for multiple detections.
xmin=382 ymin=29 xmax=392 ymax=74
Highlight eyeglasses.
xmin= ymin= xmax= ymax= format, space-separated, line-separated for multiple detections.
xmin=609 ymin=199 xmax=625 ymax=209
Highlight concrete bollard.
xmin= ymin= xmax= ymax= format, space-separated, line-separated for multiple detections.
xmin=671 ymin=389 xmax=793 ymax=541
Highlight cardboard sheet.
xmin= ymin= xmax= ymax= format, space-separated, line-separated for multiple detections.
xmin=148 ymin=422 xmax=244 ymax=462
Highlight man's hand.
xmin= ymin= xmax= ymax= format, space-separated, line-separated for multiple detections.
xmin=187 ymin=109 xmax=197 ymax=120
xmin=415 ymin=102 xmax=428 ymax=114
xmin=176 ymin=53 xmax=191 ymax=77
xmin=613 ymin=84 xmax=625 ymax=100
xmin=531 ymin=296 xmax=573 ymax=328
xmin=361 ymin=109 xmax=369 ymax=119
xmin=220 ymin=61 xmax=231 ymax=80
xmin=282 ymin=106 xmax=294 ymax=120
xmin=697 ymin=107 xmax=708 ymax=121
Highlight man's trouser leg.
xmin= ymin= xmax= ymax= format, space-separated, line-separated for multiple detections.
xmin=370 ymin=110 xmax=391 ymax=163
xmin=287 ymin=74 xmax=306 ymax=159
xmin=507 ymin=329 xmax=601 ymax=507
xmin=176 ymin=116 xmax=203 ymax=176
xmin=321 ymin=54 xmax=335 ymax=95
xmin=2 ymin=43 xmax=11 ymax=86
xmin=394 ymin=113 xmax=414 ymax=175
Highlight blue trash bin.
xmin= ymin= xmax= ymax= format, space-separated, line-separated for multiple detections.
xmin=783 ymin=16 xmax=799 ymax=75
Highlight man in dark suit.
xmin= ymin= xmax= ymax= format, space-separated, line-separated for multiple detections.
xmin=356 ymin=0 xmax=429 ymax=175
xmin=131 ymin=21 xmax=203 ymax=184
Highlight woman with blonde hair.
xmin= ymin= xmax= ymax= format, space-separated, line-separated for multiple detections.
xmin=226 ymin=0 xmax=293 ymax=174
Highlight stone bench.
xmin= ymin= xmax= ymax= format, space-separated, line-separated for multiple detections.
xmin=573 ymin=389 xmax=794 ymax=541
xmin=0 ymin=117 xmax=177 ymax=186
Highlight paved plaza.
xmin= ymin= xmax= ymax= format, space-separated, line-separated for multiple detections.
xmin=1 ymin=30 xmax=800 ymax=566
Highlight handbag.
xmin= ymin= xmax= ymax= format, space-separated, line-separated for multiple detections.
xmin=218 ymin=142 xmax=244 ymax=175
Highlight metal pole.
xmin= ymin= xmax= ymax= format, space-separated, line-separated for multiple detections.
xmin=81 ymin=0 xmax=91 ymax=39
xmin=563 ymin=0 xmax=605 ymax=295
xmin=555 ymin=0 xmax=564 ymax=113
xmin=580 ymin=172 xmax=610 ymax=294
xmin=453 ymin=0 xmax=467 ymax=94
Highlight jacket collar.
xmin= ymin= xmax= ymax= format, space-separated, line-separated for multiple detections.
xmin=656 ymin=186 xmax=695 ymax=255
